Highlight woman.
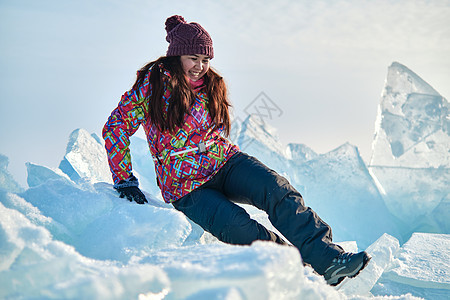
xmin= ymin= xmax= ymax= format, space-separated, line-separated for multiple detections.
xmin=103 ymin=15 xmax=370 ymax=286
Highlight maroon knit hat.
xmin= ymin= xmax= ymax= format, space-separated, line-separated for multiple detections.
xmin=165 ymin=15 xmax=214 ymax=59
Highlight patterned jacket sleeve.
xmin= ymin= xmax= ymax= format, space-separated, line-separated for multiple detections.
xmin=102 ymin=70 xmax=151 ymax=184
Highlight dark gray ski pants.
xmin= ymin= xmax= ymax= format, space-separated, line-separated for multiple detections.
xmin=172 ymin=152 xmax=342 ymax=274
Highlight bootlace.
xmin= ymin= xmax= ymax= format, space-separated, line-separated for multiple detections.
xmin=333 ymin=252 xmax=352 ymax=264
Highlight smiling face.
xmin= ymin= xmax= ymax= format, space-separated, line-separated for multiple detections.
xmin=180 ymin=54 xmax=210 ymax=81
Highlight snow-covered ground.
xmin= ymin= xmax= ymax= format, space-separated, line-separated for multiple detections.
xmin=1 ymin=62 xmax=448 ymax=299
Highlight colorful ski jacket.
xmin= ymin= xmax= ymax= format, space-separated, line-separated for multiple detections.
xmin=102 ymin=65 xmax=239 ymax=203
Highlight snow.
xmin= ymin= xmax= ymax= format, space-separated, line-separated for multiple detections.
xmin=0 ymin=62 xmax=448 ymax=299
xmin=371 ymin=233 xmax=450 ymax=299
xmin=0 ymin=185 xmax=427 ymax=300
xmin=385 ymin=233 xmax=449 ymax=287
xmin=0 ymin=201 xmax=169 ymax=299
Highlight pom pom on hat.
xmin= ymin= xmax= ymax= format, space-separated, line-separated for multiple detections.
xmin=165 ymin=15 xmax=214 ymax=59
xmin=165 ymin=15 xmax=186 ymax=37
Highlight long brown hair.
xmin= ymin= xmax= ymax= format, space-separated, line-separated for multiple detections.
xmin=133 ymin=56 xmax=231 ymax=136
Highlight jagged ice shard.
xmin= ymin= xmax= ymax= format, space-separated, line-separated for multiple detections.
xmin=369 ymin=62 xmax=450 ymax=236
xmin=370 ymin=62 xmax=449 ymax=167
xmin=59 ymin=128 xmax=113 ymax=184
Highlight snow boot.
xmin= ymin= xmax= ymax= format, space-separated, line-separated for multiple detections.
xmin=323 ymin=251 xmax=371 ymax=286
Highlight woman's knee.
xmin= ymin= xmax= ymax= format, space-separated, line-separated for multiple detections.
xmin=173 ymin=188 xmax=223 ymax=232
xmin=207 ymin=201 xmax=265 ymax=245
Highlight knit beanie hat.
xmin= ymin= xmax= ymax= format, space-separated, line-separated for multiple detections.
xmin=165 ymin=15 xmax=214 ymax=59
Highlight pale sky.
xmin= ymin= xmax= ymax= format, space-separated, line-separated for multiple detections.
xmin=1 ymin=0 xmax=449 ymax=186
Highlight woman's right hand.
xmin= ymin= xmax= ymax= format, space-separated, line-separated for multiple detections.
xmin=116 ymin=185 xmax=148 ymax=204
xmin=114 ymin=174 xmax=148 ymax=204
